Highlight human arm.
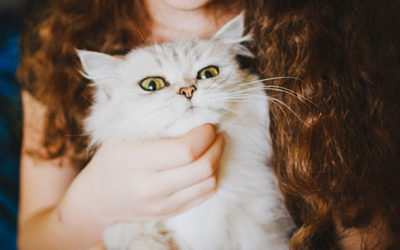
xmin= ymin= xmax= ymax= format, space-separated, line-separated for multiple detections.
xmin=18 ymin=91 xmax=224 ymax=250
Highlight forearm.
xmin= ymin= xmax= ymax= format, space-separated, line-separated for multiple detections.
xmin=18 ymin=162 xmax=106 ymax=250
xmin=18 ymin=205 xmax=102 ymax=250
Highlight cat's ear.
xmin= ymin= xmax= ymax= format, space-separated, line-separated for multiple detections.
xmin=212 ymin=13 xmax=250 ymax=44
xmin=212 ymin=13 xmax=253 ymax=58
xmin=76 ymin=49 xmax=122 ymax=80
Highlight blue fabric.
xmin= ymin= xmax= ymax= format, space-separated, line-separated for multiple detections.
xmin=0 ymin=15 xmax=22 ymax=250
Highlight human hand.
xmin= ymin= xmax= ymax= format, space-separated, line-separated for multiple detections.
xmin=58 ymin=124 xmax=224 ymax=229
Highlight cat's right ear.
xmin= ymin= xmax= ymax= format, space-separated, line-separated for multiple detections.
xmin=212 ymin=13 xmax=253 ymax=58
xmin=76 ymin=49 xmax=122 ymax=80
xmin=212 ymin=13 xmax=249 ymax=45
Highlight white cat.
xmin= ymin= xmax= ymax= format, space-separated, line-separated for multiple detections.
xmin=78 ymin=14 xmax=294 ymax=250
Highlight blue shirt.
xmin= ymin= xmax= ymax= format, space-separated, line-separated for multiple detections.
xmin=0 ymin=13 xmax=22 ymax=250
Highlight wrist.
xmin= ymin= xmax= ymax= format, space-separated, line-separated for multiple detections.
xmin=56 ymin=167 xmax=109 ymax=235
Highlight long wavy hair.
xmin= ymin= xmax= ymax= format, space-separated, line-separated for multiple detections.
xmin=18 ymin=0 xmax=400 ymax=249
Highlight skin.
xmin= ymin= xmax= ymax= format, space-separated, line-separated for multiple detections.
xmin=162 ymin=0 xmax=213 ymax=10
xmin=146 ymin=0 xmax=237 ymax=42
xmin=18 ymin=1 xmax=238 ymax=249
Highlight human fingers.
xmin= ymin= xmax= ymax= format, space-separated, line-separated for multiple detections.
xmin=148 ymin=176 xmax=218 ymax=218
xmin=169 ymin=188 xmax=216 ymax=217
xmin=129 ymin=124 xmax=217 ymax=171
xmin=153 ymin=134 xmax=225 ymax=196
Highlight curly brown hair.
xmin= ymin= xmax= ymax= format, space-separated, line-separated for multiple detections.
xmin=246 ymin=0 xmax=400 ymax=248
xmin=18 ymin=0 xmax=400 ymax=249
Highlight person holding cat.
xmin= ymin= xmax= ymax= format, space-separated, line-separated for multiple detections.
xmin=17 ymin=0 xmax=400 ymax=249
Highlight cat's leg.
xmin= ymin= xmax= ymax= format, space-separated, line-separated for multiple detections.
xmin=224 ymin=177 xmax=293 ymax=250
xmin=166 ymin=201 xmax=291 ymax=250
xmin=103 ymin=221 xmax=170 ymax=250
xmin=165 ymin=197 xmax=231 ymax=250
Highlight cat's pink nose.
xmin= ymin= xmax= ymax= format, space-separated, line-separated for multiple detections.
xmin=179 ymin=85 xmax=197 ymax=99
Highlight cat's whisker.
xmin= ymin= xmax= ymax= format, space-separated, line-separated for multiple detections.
xmin=266 ymin=98 xmax=291 ymax=124
xmin=234 ymin=79 xmax=315 ymax=105
xmin=234 ymin=77 xmax=321 ymax=107
xmin=230 ymin=77 xmax=302 ymax=95
xmin=266 ymin=96 xmax=307 ymax=125
xmin=229 ymin=86 xmax=312 ymax=107
xmin=228 ymin=84 xmax=324 ymax=113
xmin=81 ymin=93 xmax=94 ymax=105
xmin=221 ymin=93 xmax=307 ymax=125
xmin=235 ymin=76 xmax=302 ymax=88
xmin=132 ymin=28 xmax=146 ymax=44
xmin=262 ymin=86 xmax=320 ymax=108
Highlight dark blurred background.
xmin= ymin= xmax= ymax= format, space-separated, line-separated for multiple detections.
xmin=0 ymin=0 xmax=26 ymax=249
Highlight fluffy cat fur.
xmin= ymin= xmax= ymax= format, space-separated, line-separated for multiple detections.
xmin=78 ymin=14 xmax=293 ymax=250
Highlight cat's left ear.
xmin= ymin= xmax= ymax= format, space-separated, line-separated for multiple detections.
xmin=212 ymin=13 xmax=253 ymax=57
xmin=76 ymin=49 xmax=123 ymax=80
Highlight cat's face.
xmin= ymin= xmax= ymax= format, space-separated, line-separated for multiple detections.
xmin=79 ymin=14 xmax=260 ymax=144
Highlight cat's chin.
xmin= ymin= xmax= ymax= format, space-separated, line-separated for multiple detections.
xmin=164 ymin=108 xmax=222 ymax=137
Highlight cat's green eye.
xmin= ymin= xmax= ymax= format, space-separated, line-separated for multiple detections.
xmin=139 ymin=77 xmax=166 ymax=91
xmin=196 ymin=66 xmax=219 ymax=80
